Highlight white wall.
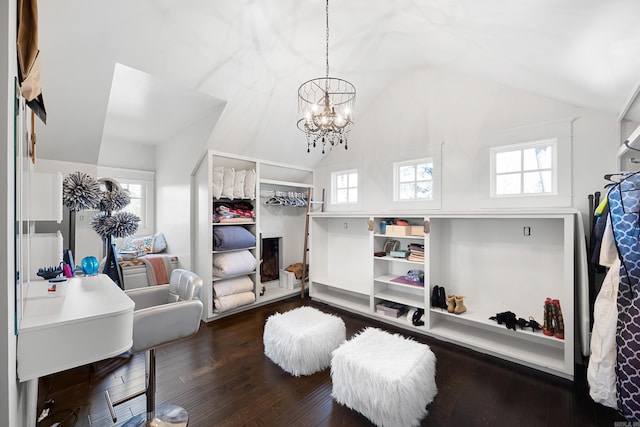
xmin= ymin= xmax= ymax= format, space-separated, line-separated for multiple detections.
xmin=156 ymin=104 xmax=225 ymax=270
xmin=98 ymin=138 xmax=156 ymax=171
xmin=315 ymin=68 xmax=619 ymax=223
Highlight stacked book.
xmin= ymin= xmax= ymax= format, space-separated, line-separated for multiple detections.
xmin=407 ymin=243 xmax=425 ymax=262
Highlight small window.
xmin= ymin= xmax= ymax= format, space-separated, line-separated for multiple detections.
xmin=491 ymin=139 xmax=556 ymax=197
xmin=331 ymin=170 xmax=358 ymax=204
xmin=119 ymin=182 xmax=145 ymax=227
xmin=98 ymin=167 xmax=155 ymax=236
xmin=393 ymin=159 xmax=433 ymax=201
xmin=111 ymin=177 xmax=154 ymax=236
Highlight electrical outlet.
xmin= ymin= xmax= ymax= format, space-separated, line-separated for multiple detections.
xmin=523 ymin=226 xmax=531 ymax=236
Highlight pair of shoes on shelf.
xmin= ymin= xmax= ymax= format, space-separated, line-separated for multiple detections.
xmin=446 ymin=295 xmax=467 ymax=315
xmin=431 ymin=285 xmax=447 ymax=310
xmin=543 ymin=298 xmax=564 ymax=339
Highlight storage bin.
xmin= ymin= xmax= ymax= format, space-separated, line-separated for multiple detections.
xmin=280 ymin=270 xmax=301 ymax=290
xmin=385 ymin=225 xmax=410 ymax=236
xmin=410 ymin=225 xmax=424 ymax=236
xmin=376 ymin=301 xmax=408 ymax=318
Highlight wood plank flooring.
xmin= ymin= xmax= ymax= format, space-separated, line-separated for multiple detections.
xmin=37 ymin=296 xmax=625 ymax=427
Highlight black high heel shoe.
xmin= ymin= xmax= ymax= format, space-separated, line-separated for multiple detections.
xmin=528 ymin=316 xmax=542 ymax=332
xmin=516 ymin=317 xmax=529 ymax=330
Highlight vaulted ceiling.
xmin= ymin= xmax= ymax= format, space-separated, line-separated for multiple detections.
xmin=34 ymin=0 xmax=640 ymax=167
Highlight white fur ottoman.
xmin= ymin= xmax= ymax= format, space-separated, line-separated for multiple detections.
xmin=331 ymin=327 xmax=437 ymax=427
xmin=263 ymin=306 xmax=346 ymax=376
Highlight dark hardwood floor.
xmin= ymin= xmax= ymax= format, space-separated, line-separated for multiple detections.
xmin=37 ymin=296 xmax=625 ymax=427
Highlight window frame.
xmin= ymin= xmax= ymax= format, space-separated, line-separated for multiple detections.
xmin=330 ymin=169 xmax=359 ymax=206
xmin=490 ymin=138 xmax=558 ymax=198
xmin=97 ymin=167 xmax=155 ymax=237
xmin=392 ymin=158 xmax=434 ymax=202
xmin=117 ymin=179 xmax=149 ymax=230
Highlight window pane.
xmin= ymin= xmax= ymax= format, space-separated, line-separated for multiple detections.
xmin=125 ymin=184 xmax=142 ymax=198
xmin=336 ymin=174 xmax=348 ymax=189
xmin=399 ymin=165 xmax=415 ymax=183
xmin=416 ymin=181 xmax=432 ymax=199
xmin=416 ymin=163 xmax=433 ymax=181
xmin=523 ymin=146 xmax=552 ymax=171
xmin=495 ymin=151 xmax=521 ymax=173
xmin=496 ymin=173 xmax=521 ymax=195
xmin=126 ymin=199 xmax=142 ymax=215
xmin=348 ymin=173 xmax=358 ymax=187
xmin=122 ymin=199 xmax=143 ymax=227
xmin=399 ymin=183 xmax=415 ymax=200
xmin=523 ymin=171 xmax=552 ymax=193
xmin=336 ymin=188 xmax=348 ymax=203
xmin=348 ymin=188 xmax=358 ymax=203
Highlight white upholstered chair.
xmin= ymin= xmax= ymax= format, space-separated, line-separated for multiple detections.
xmin=105 ymin=268 xmax=204 ymax=427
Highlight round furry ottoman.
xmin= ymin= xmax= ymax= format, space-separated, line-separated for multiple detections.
xmin=263 ymin=306 xmax=346 ymax=376
xmin=331 ymin=327 xmax=437 ymax=427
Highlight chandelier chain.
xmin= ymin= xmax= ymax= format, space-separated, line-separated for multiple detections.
xmin=325 ymin=0 xmax=330 ymax=79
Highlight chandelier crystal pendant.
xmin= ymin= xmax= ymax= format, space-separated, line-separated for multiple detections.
xmin=297 ymin=0 xmax=356 ymax=154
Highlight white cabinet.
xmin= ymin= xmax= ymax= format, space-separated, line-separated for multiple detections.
xmin=23 ymin=171 xmax=63 ymax=222
xmin=309 ymin=211 xmax=576 ymax=379
xmin=193 ymin=150 xmax=313 ymax=321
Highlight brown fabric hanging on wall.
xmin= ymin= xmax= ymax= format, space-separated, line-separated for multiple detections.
xmin=17 ymin=0 xmax=47 ymax=123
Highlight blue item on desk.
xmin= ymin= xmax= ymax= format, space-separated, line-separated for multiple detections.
xmin=82 ymin=256 xmax=99 ymax=276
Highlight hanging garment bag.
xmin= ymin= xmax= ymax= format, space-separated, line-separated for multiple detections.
xmin=606 ymin=174 xmax=640 ymax=421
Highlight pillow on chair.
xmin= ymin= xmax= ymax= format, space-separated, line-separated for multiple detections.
xmin=120 ymin=235 xmax=155 ymax=255
xmin=120 ymin=232 xmax=167 ymax=255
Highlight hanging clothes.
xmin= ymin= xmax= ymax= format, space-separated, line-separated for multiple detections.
xmin=606 ymin=173 xmax=640 ymax=421
xmin=587 ymin=213 xmax=619 ymax=408
xmin=589 ymin=198 xmax=610 ymax=268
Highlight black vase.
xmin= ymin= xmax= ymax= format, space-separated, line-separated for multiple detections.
xmin=103 ymin=240 xmax=124 ymax=288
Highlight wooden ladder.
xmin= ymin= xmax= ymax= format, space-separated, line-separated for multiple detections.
xmin=300 ymin=188 xmax=323 ymax=298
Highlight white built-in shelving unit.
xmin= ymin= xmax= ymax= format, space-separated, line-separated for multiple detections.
xmin=193 ymin=150 xmax=313 ymax=321
xmin=309 ymin=211 xmax=576 ymax=379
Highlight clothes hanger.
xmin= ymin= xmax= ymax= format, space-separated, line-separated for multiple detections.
xmin=604 ymin=172 xmax=632 ymax=183
xmin=624 ymin=140 xmax=640 ymax=152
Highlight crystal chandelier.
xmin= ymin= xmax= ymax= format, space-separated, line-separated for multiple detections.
xmin=297 ymin=0 xmax=356 ymax=154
